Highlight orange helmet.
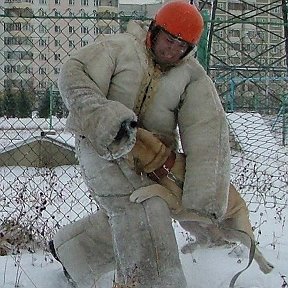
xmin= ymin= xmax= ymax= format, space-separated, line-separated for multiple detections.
xmin=154 ymin=1 xmax=204 ymax=45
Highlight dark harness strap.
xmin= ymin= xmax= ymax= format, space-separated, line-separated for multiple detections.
xmin=226 ymin=228 xmax=256 ymax=288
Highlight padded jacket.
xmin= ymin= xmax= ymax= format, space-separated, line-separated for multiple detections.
xmin=58 ymin=21 xmax=230 ymax=219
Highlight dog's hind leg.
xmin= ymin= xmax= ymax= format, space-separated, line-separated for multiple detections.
xmin=221 ymin=209 xmax=274 ymax=274
xmin=179 ymin=221 xmax=211 ymax=254
xmin=253 ymin=246 xmax=274 ymax=274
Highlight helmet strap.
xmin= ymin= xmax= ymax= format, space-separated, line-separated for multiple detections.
xmin=146 ymin=21 xmax=161 ymax=50
xmin=180 ymin=45 xmax=195 ymax=59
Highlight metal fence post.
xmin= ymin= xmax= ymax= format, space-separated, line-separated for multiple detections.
xmin=197 ymin=10 xmax=209 ymax=71
xmin=283 ymin=96 xmax=288 ymax=146
xmin=49 ymin=85 xmax=53 ymax=130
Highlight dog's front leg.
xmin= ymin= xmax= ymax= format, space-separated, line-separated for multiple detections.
xmin=130 ymin=184 xmax=182 ymax=212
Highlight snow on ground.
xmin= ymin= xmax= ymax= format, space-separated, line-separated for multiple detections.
xmin=0 ymin=116 xmax=287 ymax=288
xmin=0 ymin=175 xmax=287 ymax=288
xmin=227 ymin=112 xmax=280 ymax=160
xmin=0 ymin=211 xmax=287 ymax=288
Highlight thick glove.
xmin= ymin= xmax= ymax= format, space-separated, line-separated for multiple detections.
xmin=106 ymin=119 xmax=138 ymax=160
xmin=114 ymin=120 xmax=138 ymax=142
xmin=76 ymin=101 xmax=137 ymax=160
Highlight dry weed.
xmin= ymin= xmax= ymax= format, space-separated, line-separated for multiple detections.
xmin=0 ymin=219 xmax=35 ymax=255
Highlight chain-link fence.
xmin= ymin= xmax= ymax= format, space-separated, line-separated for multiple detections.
xmin=0 ymin=2 xmax=287 ymax=253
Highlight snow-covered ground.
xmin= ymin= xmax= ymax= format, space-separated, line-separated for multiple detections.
xmin=0 ymin=214 xmax=287 ymax=288
xmin=0 ymin=116 xmax=287 ymax=288
xmin=0 ymin=163 xmax=287 ymax=288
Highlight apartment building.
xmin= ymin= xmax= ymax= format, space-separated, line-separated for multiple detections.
xmin=1 ymin=0 xmax=119 ymax=92
xmin=211 ymin=0 xmax=285 ymax=73
xmin=207 ymin=0 xmax=286 ymax=111
xmin=1 ymin=0 xmax=286 ymax=93
xmin=2 ymin=0 xmax=34 ymax=92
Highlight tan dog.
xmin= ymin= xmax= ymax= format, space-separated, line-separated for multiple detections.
xmin=127 ymin=128 xmax=274 ymax=274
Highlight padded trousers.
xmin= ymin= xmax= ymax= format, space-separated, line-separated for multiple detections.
xmin=53 ymin=136 xmax=187 ymax=288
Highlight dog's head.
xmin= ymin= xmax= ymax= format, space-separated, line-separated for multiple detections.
xmin=128 ymin=128 xmax=172 ymax=174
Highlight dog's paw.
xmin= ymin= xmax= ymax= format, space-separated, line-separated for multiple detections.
xmin=129 ymin=189 xmax=147 ymax=203
xmin=130 ymin=186 xmax=157 ymax=203
xmin=181 ymin=242 xmax=198 ymax=254
xmin=259 ymin=260 xmax=274 ymax=274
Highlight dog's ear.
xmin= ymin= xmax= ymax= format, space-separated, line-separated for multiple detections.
xmin=137 ymin=128 xmax=165 ymax=153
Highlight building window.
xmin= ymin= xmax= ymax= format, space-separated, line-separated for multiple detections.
xmin=99 ymin=26 xmax=112 ymax=34
xmin=69 ymin=40 xmax=75 ymax=47
xmin=55 ymin=39 xmax=60 ymax=47
xmin=231 ymin=43 xmax=241 ymax=50
xmin=257 ymin=17 xmax=267 ymax=24
xmin=111 ymin=26 xmax=118 ymax=34
xmin=4 ymin=79 xmax=29 ymax=90
xmin=69 ymin=0 xmax=75 ymax=4
xmin=256 ymin=30 xmax=266 ymax=41
xmin=270 ymin=45 xmax=278 ymax=54
xmin=270 ymin=33 xmax=280 ymax=41
xmin=39 ymin=24 xmax=47 ymax=33
xmin=55 ymin=0 xmax=60 ymax=4
xmin=81 ymin=11 xmax=88 ymax=17
xmin=228 ymin=2 xmax=246 ymax=10
xmin=39 ymin=53 xmax=47 ymax=60
xmin=247 ymin=30 xmax=256 ymax=38
xmin=39 ymin=0 xmax=47 ymax=4
xmin=215 ymin=16 xmax=225 ymax=22
xmin=4 ymin=51 xmax=33 ymax=60
xmin=39 ymin=38 xmax=48 ymax=46
xmin=39 ymin=81 xmax=47 ymax=89
xmin=259 ymin=58 xmax=266 ymax=65
xmin=217 ymin=2 xmax=226 ymax=10
xmin=39 ymin=67 xmax=47 ymax=75
xmin=38 ymin=10 xmax=46 ymax=16
xmin=94 ymin=26 xmax=99 ymax=34
xmin=215 ymin=30 xmax=224 ymax=38
xmin=4 ymin=65 xmax=33 ymax=74
xmin=23 ymin=23 xmax=33 ymax=31
xmin=272 ymin=6 xmax=281 ymax=14
xmin=69 ymin=26 xmax=75 ymax=33
xmin=5 ymin=7 xmax=33 ymax=17
xmin=81 ymin=40 xmax=89 ymax=47
xmin=81 ymin=0 xmax=89 ymax=5
xmin=230 ymin=57 xmax=241 ymax=65
xmin=55 ymin=25 xmax=61 ymax=33
xmin=4 ymin=36 xmax=33 ymax=46
xmin=81 ymin=26 xmax=89 ymax=34
xmin=4 ymin=65 xmax=12 ymax=74
xmin=213 ymin=43 xmax=221 ymax=51
xmin=99 ymin=0 xmax=114 ymax=5
xmin=54 ymin=53 xmax=61 ymax=60
xmin=229 ymin=29 xmax=240 ymax=37
xmin=4 ymin=23 xmax=21 ymax=31
xmin=270 ymin=19 xmax=282 ymax=29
